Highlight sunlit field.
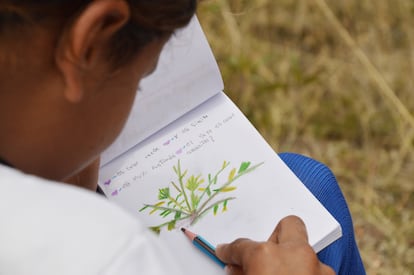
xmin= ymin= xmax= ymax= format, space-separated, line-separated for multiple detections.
xmin=198 ymin=1 xmax=414 ymax=274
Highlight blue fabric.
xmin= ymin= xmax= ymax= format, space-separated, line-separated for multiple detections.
xmin=279 ymin=153 xmax=366 ymax=275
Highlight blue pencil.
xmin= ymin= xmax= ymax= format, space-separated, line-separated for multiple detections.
xmin=181 ymin=228 xmax=226 ymax=268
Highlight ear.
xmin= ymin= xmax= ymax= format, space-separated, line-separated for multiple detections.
xmin=56 ymin=0 xmax=130 ymax=103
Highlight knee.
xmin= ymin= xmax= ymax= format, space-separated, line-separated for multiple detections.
xmin=279 ymin=153 xmax=337 ymax=187
xmin=279 ymin=152 xmax=345 ymax=205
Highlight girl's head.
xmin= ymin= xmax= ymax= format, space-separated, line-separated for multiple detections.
xmin=0 ymin=0 xmax=197 ymax=66
xmin=0 ymin=1 xmax=197 ymax=181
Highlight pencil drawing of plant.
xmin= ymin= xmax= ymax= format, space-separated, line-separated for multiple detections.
xmin=139 ymin=160 xmax=264 ymax=233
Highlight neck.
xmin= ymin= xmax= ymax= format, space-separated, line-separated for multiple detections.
xmin=0 ymin=62 xmax=70 ymax=180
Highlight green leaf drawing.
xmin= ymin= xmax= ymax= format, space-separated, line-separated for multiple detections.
xmin=158 ymin=188 xmax=170 ymax=200
xmin=191 ymin=193 xmax=199 ymax=209
xmin=223 ymin=199 xmax=228 ymax=212
xmin=186 ymin=175 xmax=204 ymax=191
xmin=228 ymin=168 xmax=236 ymax=181
xmin=139 ymin=160 xmax=264 ymax=233
xmin=150 ymin=201 xmax=165 ymax=214
xmin=238 ymin=162 xmax=251 ymax=173
xmin=167 ymin=220 xmax=176 ymax=231
xmin=218 ymin=186 xmax=237 ymax=192
xmin=213 ymin=204 xmax=219 ymax=215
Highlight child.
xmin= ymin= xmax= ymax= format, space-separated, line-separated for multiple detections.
xmin=0 ymin=1 xmax=364 ymax=274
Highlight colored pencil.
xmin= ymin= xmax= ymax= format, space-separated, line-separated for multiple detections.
xmin=181 ymin=228 xmax=226 ymax=268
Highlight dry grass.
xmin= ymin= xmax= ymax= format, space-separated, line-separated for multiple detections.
xmin=198 ymin=0 xmax=414 ymax=274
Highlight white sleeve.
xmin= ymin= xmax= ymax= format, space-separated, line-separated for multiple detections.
xmin=0 ymin=166 xmax=184 ymax=275
xmin=101 ymin=230 xmax=183 ymax=275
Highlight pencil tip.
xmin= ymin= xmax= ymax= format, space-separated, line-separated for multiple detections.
xmin=181 ymin=227 xmax=196 ymax=240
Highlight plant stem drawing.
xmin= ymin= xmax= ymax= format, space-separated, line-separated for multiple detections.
xmin=139 ymin=160 xmax=264 ymax=233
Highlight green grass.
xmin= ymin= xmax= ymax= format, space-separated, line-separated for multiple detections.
xmin=198 ymin=1 xmax=414 ymax=274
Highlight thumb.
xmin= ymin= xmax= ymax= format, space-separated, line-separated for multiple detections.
xmin=268 ymin=215 xmax=309 ymax=244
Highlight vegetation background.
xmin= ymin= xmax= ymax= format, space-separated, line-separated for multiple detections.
xmin=197 ymin=0 xmax=414 ymax=274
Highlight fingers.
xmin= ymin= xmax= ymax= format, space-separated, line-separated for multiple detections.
xmin=217 ymin=215 xmax=309 ymax=266
xmin=216 ymin=216 xmax=319 ymax=275
xmin=216 ymin=238 xmax=256 ymax=266
xmin=268 ymin=215 xmax=309 ymax=244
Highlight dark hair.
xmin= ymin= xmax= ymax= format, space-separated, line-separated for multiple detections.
xmin=0 ymin=1 xmax=197 ymax=66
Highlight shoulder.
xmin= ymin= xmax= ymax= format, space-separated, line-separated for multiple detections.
xmin=0 ymin=165 xmax=182 ymax=275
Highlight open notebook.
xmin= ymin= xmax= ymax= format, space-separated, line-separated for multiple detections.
xmin=98 ymin=17 xmax=341 ymax=274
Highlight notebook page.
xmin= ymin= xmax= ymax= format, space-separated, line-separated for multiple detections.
xmin=101 ymin=17 xmax=223 ymax=165
xmin=98 ymin=92 xmax=341 ymax=274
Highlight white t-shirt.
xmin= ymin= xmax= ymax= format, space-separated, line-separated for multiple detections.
xmin=0 ymin=164 xmax=183 ymax=275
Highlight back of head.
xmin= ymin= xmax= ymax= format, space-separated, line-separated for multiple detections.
xmin=0 ymin=0 xmax=197 ymax=66
xmin=0 ymin=1 xmax=198 ymax=182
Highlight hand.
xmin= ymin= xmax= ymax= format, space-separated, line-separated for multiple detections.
xmin=64 ymin=157 xmax=101 ymax=191
xmin=215 ymin=215 xmax=335 ymax=275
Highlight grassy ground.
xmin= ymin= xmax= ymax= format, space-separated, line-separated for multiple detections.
xmin=198 ymin=1 xmax=414 ymax=274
